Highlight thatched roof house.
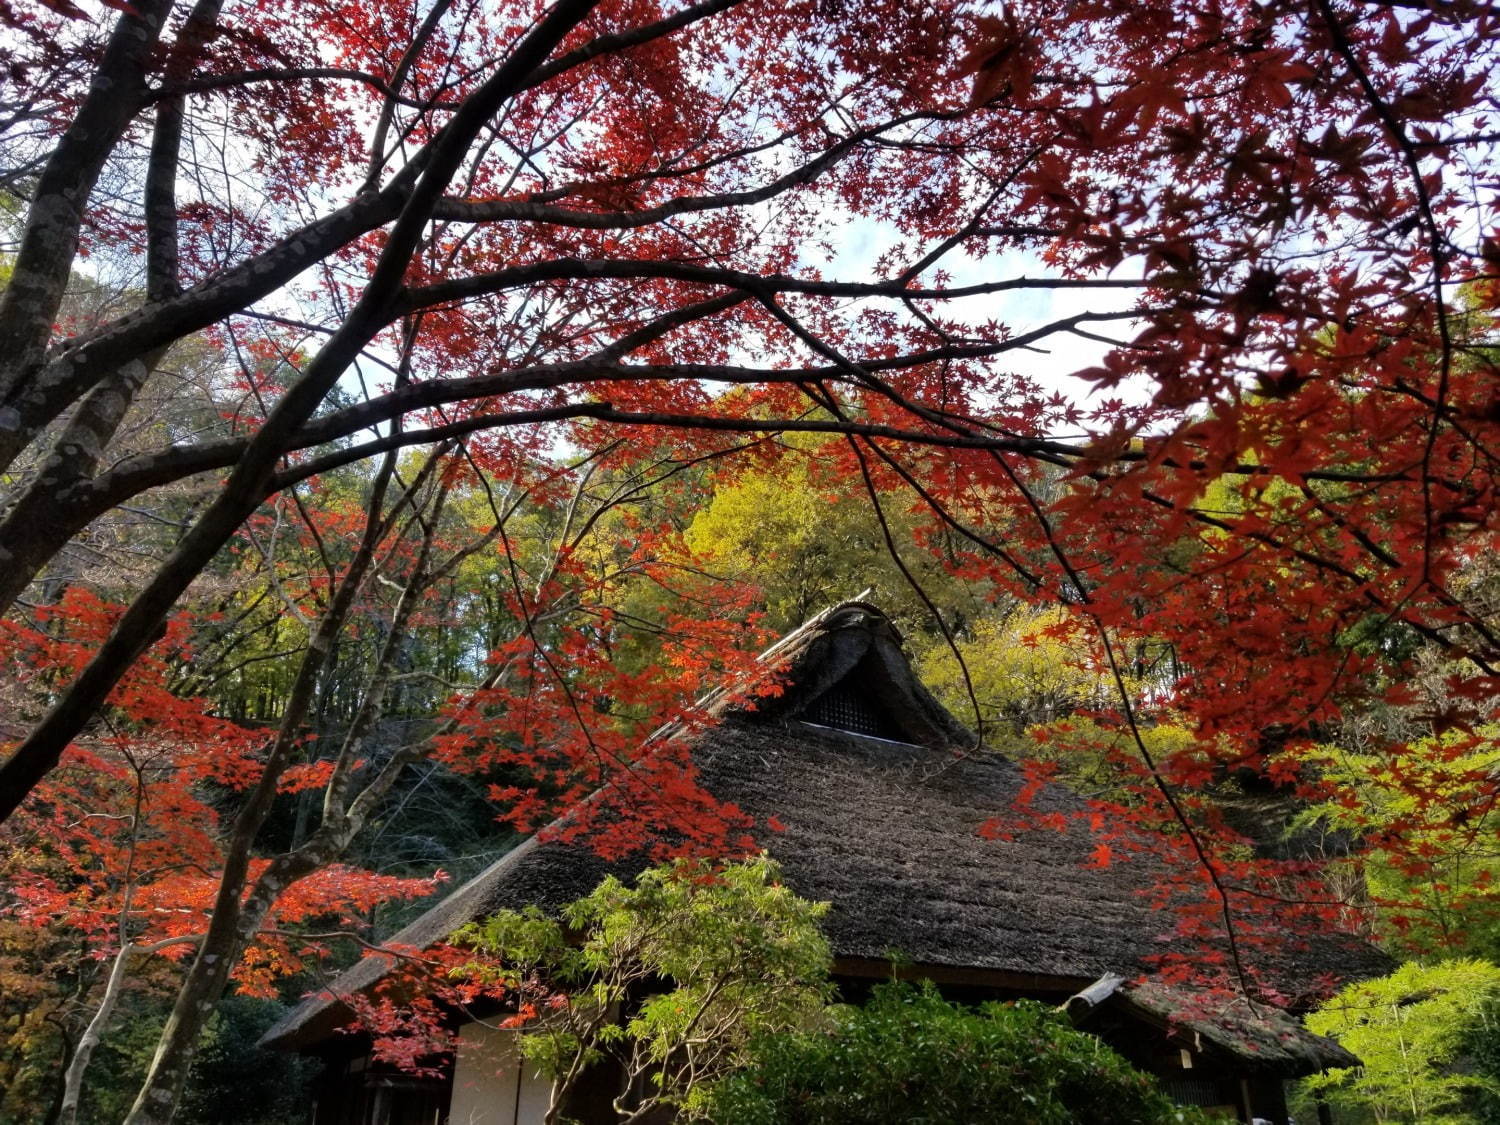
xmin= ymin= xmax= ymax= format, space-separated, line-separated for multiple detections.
xmin=265 ymin=601 xmax=1377 ymax=1125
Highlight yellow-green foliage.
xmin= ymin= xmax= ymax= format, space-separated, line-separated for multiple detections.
xmin=913 ymin=607 xmax=1197 ymax=800
xmin=684 ymin=442 xmax=990 ymax=634
xmin=1302 ymin=959 xmax=1500 ymax=1124
xmin=1023 ymin=716 xmax=1197 ymax=803
xmin=1292 ymin=727 xmax=1500 ymax=956
xmin=914 ymin=607 xmax=1112 ymax=732
xmin=452 ymin=856 xmax=832 ymax=1119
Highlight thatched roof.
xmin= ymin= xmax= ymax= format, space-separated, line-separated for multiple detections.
xmin=262 ymin=601 xmax=1386 ymax=1056
xmin=1067 ymin=974 xmax=1362 ymax=1077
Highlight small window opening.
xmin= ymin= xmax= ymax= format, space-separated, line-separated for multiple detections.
xmin=804 ymin=680 xmax=903 ymax=740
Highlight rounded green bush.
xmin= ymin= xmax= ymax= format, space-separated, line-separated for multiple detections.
xmin=703 ymin=980 xmax=1210 ymax=1125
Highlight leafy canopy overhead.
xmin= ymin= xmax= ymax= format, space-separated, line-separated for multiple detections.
xmin=0 ymin=0 xmax=1493 ymax=823
xmin=0 ymin=0 xmax=1497 ymax=1119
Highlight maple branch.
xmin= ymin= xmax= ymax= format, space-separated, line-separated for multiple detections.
xmin=364 ymin=0 xmax=464 ymax=186
xmin=0 ymin=0 xmax=612 ymax=841
xmin=150 ymin=67 xmax=456 ymax=111
xmin=979 ymin=446 xmax=1258 ymax=996
xmin=897 ymin=147 xmax=1045 ymax=286
xmin=853 ymin=437 xmax=1046 ymax=593
xmin=258 ymin=930 xmax=444 ymax=965
xmin=0 ymin=176 xmax=416 ymax=475
xmin=0 ymin=0 xmax=226 ymax=620
xmin=430 ymin=111 xmax=945 ymax=230
xmin=57 ymin=311 xmax=1159 ymax=522
xmin=1312 ymin=0 xmax=1458 ymax=588
xmin=843 ymin=425 xmax=987 ymax=740
xmin=1131 ymin=487 xmax=1499 ymax=676
xmin=401 ymin=257 xmax=1163 ymax=310
xmin=283 ymin=409 xmax=1070 ymax=493
xmin=520 ymin=0 xmax=748 ymax=93
xmin=594 ymin=292 xmax=752 ymax=359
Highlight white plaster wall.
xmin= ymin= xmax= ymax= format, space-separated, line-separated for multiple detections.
xmin=448 ymin=1022 xmax=553 ymax=1125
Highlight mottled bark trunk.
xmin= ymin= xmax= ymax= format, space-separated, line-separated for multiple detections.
xmin=0 ymin=356 xmax=159 ymax=611
xmin=0 ymin=0 xmax=170 ymax=412
xmin=120 ymin=869 xmax=299 ymax=1125
xmin=57 ymin=939 xmax=135 ymax=1125
xmin=0 ymin=0 xmax=208 ymax=612
xmin=0 ymin=0 xmax=600 ymax=829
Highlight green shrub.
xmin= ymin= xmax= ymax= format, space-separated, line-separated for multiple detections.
xmin=176 ymin=995 xmax=319 ymax=1125
xmin=453 ymin=855 xmax=832 ymax=1123
xmin=703 ymin=980 xmax=1211 ymax=1125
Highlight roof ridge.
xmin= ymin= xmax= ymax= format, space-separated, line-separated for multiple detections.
xmin=743 ymin=591 xmax=879 ymax=666
xmin=643 ymin=595 xmax=891 ymax=747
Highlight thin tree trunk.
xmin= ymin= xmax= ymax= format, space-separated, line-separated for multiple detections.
xmin=57 ymin=935 xmax=200 ymax=1125
xmin=116 ymin=442 xmax=614 ymax=1122
xmin=120 ymin=892 xmax=262 ymax=1125
xmin=118 ymin=440 xmax=448 ymax=1123
xmin=0 ymin=0 xmax=170 ymax=414
xmin=41 ymin=1022 xmax=76 ymax=1125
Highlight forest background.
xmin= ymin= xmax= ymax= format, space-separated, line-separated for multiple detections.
xmin=0 ymin=0 xmax=1496 ymax=1121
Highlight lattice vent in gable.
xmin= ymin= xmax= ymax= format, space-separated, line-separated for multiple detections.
xmin=803 ymin=678 xmax=905 ymax=741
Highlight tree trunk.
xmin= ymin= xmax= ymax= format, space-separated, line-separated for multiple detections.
xmin=58 ymin=935 xmax=200 ymax=1125
xmin=57 ymin=939 xmax=135 ymax=1125
xmin=41 ymin=1024 xmax=76 ymax=1125
xmin=119 ymin=445 xmax=412 ymax=1123
xmin=0 ymin=0 xmax=169 ymax=417
xmin=120 ymin=885 xmax=260 ymax=1125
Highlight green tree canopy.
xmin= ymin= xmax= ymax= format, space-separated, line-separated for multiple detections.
xmin=1302 ymin=959 xmax=1500 ymax=1124
xmin=683 ymin=439 xmax=998 ymax=636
